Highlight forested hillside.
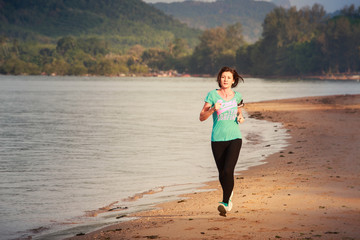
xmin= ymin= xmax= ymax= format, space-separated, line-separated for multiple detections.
xmin=236 ymin=4 xmax=360 ymax=76
xmin=152 ymin=0 xmax=276 ymax=42
xmin=0 ymin=0 xmax=200 ymax=50
xmin=1 ymin=1 xmax=359 ymax=77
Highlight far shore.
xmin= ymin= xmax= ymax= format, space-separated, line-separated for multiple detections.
xmin=2 ymin=72 xmax=360 ymax=81
xmin=66 ymin=94 xmax=360 ymax=240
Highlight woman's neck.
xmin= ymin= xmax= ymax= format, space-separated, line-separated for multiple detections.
xmin=218 ymin=88 xmax=234 ymax=100
xmin=219 ymin=88 xmax=233 ymax=95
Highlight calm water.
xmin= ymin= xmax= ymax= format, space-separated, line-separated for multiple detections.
xmin=0 ymin=75 xmax=359 ymax=240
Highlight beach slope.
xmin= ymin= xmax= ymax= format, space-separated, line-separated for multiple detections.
xmin=67 ymin=94 xmax=360 ymax=240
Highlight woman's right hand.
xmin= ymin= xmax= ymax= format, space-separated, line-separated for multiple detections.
xmin=200 ymin=102 xmax=220 ymax=122
xmin=214 ymin=102 xmax=222 ymax=111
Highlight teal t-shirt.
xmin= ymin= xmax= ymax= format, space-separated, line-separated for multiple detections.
xmin=205 ymin=89 xmax=242 ymax=142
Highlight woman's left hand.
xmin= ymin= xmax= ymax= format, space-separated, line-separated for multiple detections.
xmin=237 ymin=116 xmax=245 ymax=124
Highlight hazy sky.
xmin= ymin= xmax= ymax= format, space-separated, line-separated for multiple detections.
xmin=143 ymin=0 xmax=360 ymax=13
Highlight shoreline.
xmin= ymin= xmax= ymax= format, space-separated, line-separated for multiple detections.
xmin=66 ymin=94 xmax=360 ymax=240
xmin=2 ymin=73 xmax=360 ymax=81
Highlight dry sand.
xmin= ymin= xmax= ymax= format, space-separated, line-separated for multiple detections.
xmin=67 ymin=94 xmax=360 ymax=240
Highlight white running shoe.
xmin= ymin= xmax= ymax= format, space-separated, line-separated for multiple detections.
xmin=218 ymin=191 xmax=234 ymax=215
xmin=217 ymin=200 xmax=232 ymax=215
xmin=217 ymin=202 xmax=228 ymax=216
xmin=227 ymin=199 xmax=233 ymax=211
xmin=227 ymin=191 xmax=233 ymax=211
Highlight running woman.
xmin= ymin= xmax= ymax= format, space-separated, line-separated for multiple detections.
xmin=199 ymin=66 xmax=245 ymax=216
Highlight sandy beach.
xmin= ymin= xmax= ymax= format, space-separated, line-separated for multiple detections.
xmin=67 ymin=94 xmax=360 ymax=240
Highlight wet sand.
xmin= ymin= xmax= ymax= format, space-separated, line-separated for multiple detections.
xmin=67 ymin=94 xmax=360 ymax=240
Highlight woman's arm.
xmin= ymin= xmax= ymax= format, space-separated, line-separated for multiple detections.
xmin=237 ymin=106 xmax=245 ymax=124
xmin=199 ymin=102 xmax=220 ymax=121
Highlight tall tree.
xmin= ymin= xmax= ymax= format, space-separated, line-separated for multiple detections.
xmin=190 ymin=23 xmax=245 ymax=74
xmin=237 ymin=4 xmax=328 ymax=76
xmin=320 ymin=16 xmax=359 ymax=73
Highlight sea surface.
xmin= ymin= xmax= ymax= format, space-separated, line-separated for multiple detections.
xmin=0 ymin=75 xmax=359 ymax=240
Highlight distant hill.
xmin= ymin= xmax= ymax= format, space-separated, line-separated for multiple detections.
xmin=0 ymin=0 xmax=201 ymax=50
xmin=152 ymin=0 xmax=277 ymax=43
xmin=271 ymin=0 xmax=291 ymax=8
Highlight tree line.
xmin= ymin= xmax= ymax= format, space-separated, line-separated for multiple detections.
xmin=1 ymin=4 xmax=359 ymax=77
xmin=236 ymin=4 xmax=360 ymax=76
xmin=152 ymin=0 xmax=276 ymax=43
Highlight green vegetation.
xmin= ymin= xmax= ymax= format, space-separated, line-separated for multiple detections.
xmin=0 ymin=0 xmax=199 ymax=75
xmin=152 ymin=0 xmax=276 ymax=43
xmin=0 ymin=35 xmax=193 ymax=75
xmin=0 ymin=1 xmax=359 ymax=77
xmin=0 ymin=0 xmax=200 ymax=50
xmin=189 ymin=23 xmax=245 ymax=75
xmin=236 ymin=4 xmax=360 ymax=76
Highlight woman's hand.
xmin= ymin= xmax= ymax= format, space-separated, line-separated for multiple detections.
xmin=237 ymin=104 xmax=245 ymax=124
xmin=200 ymin=102 xmax=215 ymax=121
xmin=214 ymin=102 xmax=222 ymax=111
xmin=237 ymin=115 xmax=245 ymax=124
xmin=200 ymin=101 xmax=223 ymax=121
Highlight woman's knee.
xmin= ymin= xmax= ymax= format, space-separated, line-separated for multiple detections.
xmin=221 ymin=167 xmax=234 ymax=179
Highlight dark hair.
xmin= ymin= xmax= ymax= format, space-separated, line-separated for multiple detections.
xmin=216 ymin=66 xmax=244 ymax=88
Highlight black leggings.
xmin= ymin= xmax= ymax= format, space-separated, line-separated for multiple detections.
xmin=211 ymin=138 xmax=242 ymax=203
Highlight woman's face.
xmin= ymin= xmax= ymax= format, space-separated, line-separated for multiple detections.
xmin=220 ymin=71 xmax=234 ymax=89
